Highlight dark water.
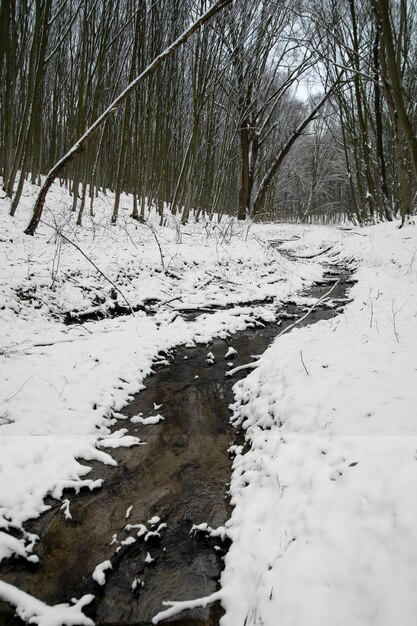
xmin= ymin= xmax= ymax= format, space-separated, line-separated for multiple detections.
xmin=0 ymin=267 xmax=353 ymax=626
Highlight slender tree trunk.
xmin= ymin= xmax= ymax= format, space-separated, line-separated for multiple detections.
xmin=76 ymin=176 xmax=88 ymax=226
xmin=112 ymin=6 xmax=142 ymax=225
xmin=373 ymin=27 xmax=391 ymax=220
xmin=238 ymin=120 xmax=250 ymax=220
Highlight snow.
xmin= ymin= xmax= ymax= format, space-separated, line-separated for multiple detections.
xmin=0 ymin=531 xmax=33 ymax=562
xmin=191 ymin=522 xmax=228 ymax=540
xmin=0 ymin=581 xmax=94 ymax=626
xmin=60 ymin=499 xmax=72 ymax=520
xmin=130 ymin=413 xmax=165 ymax=425
xmin=220 ymin=222 xmax=417 ymax=626
xmin=120 ymin=536 xmax=136 ymax=547
xmin=145 ymin=551 xmax=154 ymax=564
xmin=1 ymin=179 xmax=417 ymax=625
xmin=97 ymin=428 xmax=141 ymax=448
xmin=131 ymin=577 xmax=143 ymax=591
xmin=92 ymin=560 xmax=112 ymax=586
xmin=152 ymin=590 xmax=222 ymax=624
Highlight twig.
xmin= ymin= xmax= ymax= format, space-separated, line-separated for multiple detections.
xmin=163 ymin=296 xmax=184 ymax=307
xmin=50 ymin=233 xmax=62 ymax=288
xmin=0 ymin=376 xmax=35 ymax=405
xmin=71 ymin=324 xmax=93 ymax=334
xmin=145 ymin=220 xmax=165 ymax=270
xmin=152 ymin=590 xmax=222 ymax=624
xmin=225 ymin=361 xmax=259 ymax=377
xmin=405 ymin=249 xmax=417 ymax=275
xmin=225 ymin=280 xmax=342 ymax=378
xmin=339 ymin=229 xmax=369 ymax=236
xmin=390 ymin=300 xmax=400 ymax=343
xmin=300 ymin=350 xmax=309 ymax=375
xmin=275 ymin=279 xmax=341 ymax=340
xmin=370 ymin=300 xmax=374 ymax=328
xmin=288 ymin=245 xmax=334 ymax=259
xmin=41 ymin=219 xmax=136 ymax=315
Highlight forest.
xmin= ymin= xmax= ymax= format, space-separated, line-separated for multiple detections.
xmin=1 ymin=2 xmax=417 ymax=626
xmin=1 ymin=0 xmax=416 ymax=230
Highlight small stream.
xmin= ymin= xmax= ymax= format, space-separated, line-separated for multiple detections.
xmin=0 ymin=266 xmax=354 ymax=626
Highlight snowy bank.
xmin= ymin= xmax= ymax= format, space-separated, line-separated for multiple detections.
xmin=221 ymin=221 xmax=417 ymax=626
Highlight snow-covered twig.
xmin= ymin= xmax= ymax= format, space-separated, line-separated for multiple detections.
xmin=300 ymin=349 xmax=309 ymax=375
xmin=226 ymin=281 xmax=341 ymax=378
xmin=405 ymin=249 xmax=417 ymax=275
xmin=145 ymin=220 xmax=165 ymax=270
xmin=274 ymin=279 xmax=341 ymax=340
xmin=0 ymin=581 xmax=94 ymax=626
xmin=389 ymin=299 xmax=401 ymax=343
xmin=60 ymin=499 xmax=72 ymax=520
xmin=155 ymin=295 xmax=183 ymax=308
xmin=152 ymin=590 xmax=222 ymax=624
xmin=226 ymin=361 xmax=259 ymax=377
xmin=288 ymin=244 xmax=334 ymax=259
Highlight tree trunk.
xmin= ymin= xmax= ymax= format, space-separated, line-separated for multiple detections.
xmin=237 ymin=120 xmax=250 ymax=220
xmin=373 ymin=27 xmax=392 ymax=220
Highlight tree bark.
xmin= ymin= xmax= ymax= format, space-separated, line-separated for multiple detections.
xmin=237 ymin=120 xmax=250 ymax=220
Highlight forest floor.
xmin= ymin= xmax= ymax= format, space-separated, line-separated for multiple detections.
xmin=0 ymin=181 xmax=417 ymax=626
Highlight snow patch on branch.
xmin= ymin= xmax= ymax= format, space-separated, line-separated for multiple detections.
xmin=0 ymin=581 xmax=94 ymax=626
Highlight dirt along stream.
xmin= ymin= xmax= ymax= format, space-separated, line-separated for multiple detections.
xmin=0 ymin=264 xmax=354 ymax=626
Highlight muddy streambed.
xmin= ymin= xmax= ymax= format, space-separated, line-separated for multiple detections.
xmin=0 ymin=267 xmax=354 ymax=626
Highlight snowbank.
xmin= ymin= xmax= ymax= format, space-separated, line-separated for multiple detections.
xmin=221 ymin=221 xmax=417 ymax=626
xmin=0 ymin=581 xmax=94 ymax=626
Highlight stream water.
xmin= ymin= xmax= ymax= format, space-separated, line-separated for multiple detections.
xmin=0 ymin=265 xmax=354 ymax=626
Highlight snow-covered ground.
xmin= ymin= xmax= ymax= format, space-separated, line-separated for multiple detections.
xmin=1 ymin=181 xmax=416 ymax=625
xmin=221 ymin=222 xmax=417 ymax=626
